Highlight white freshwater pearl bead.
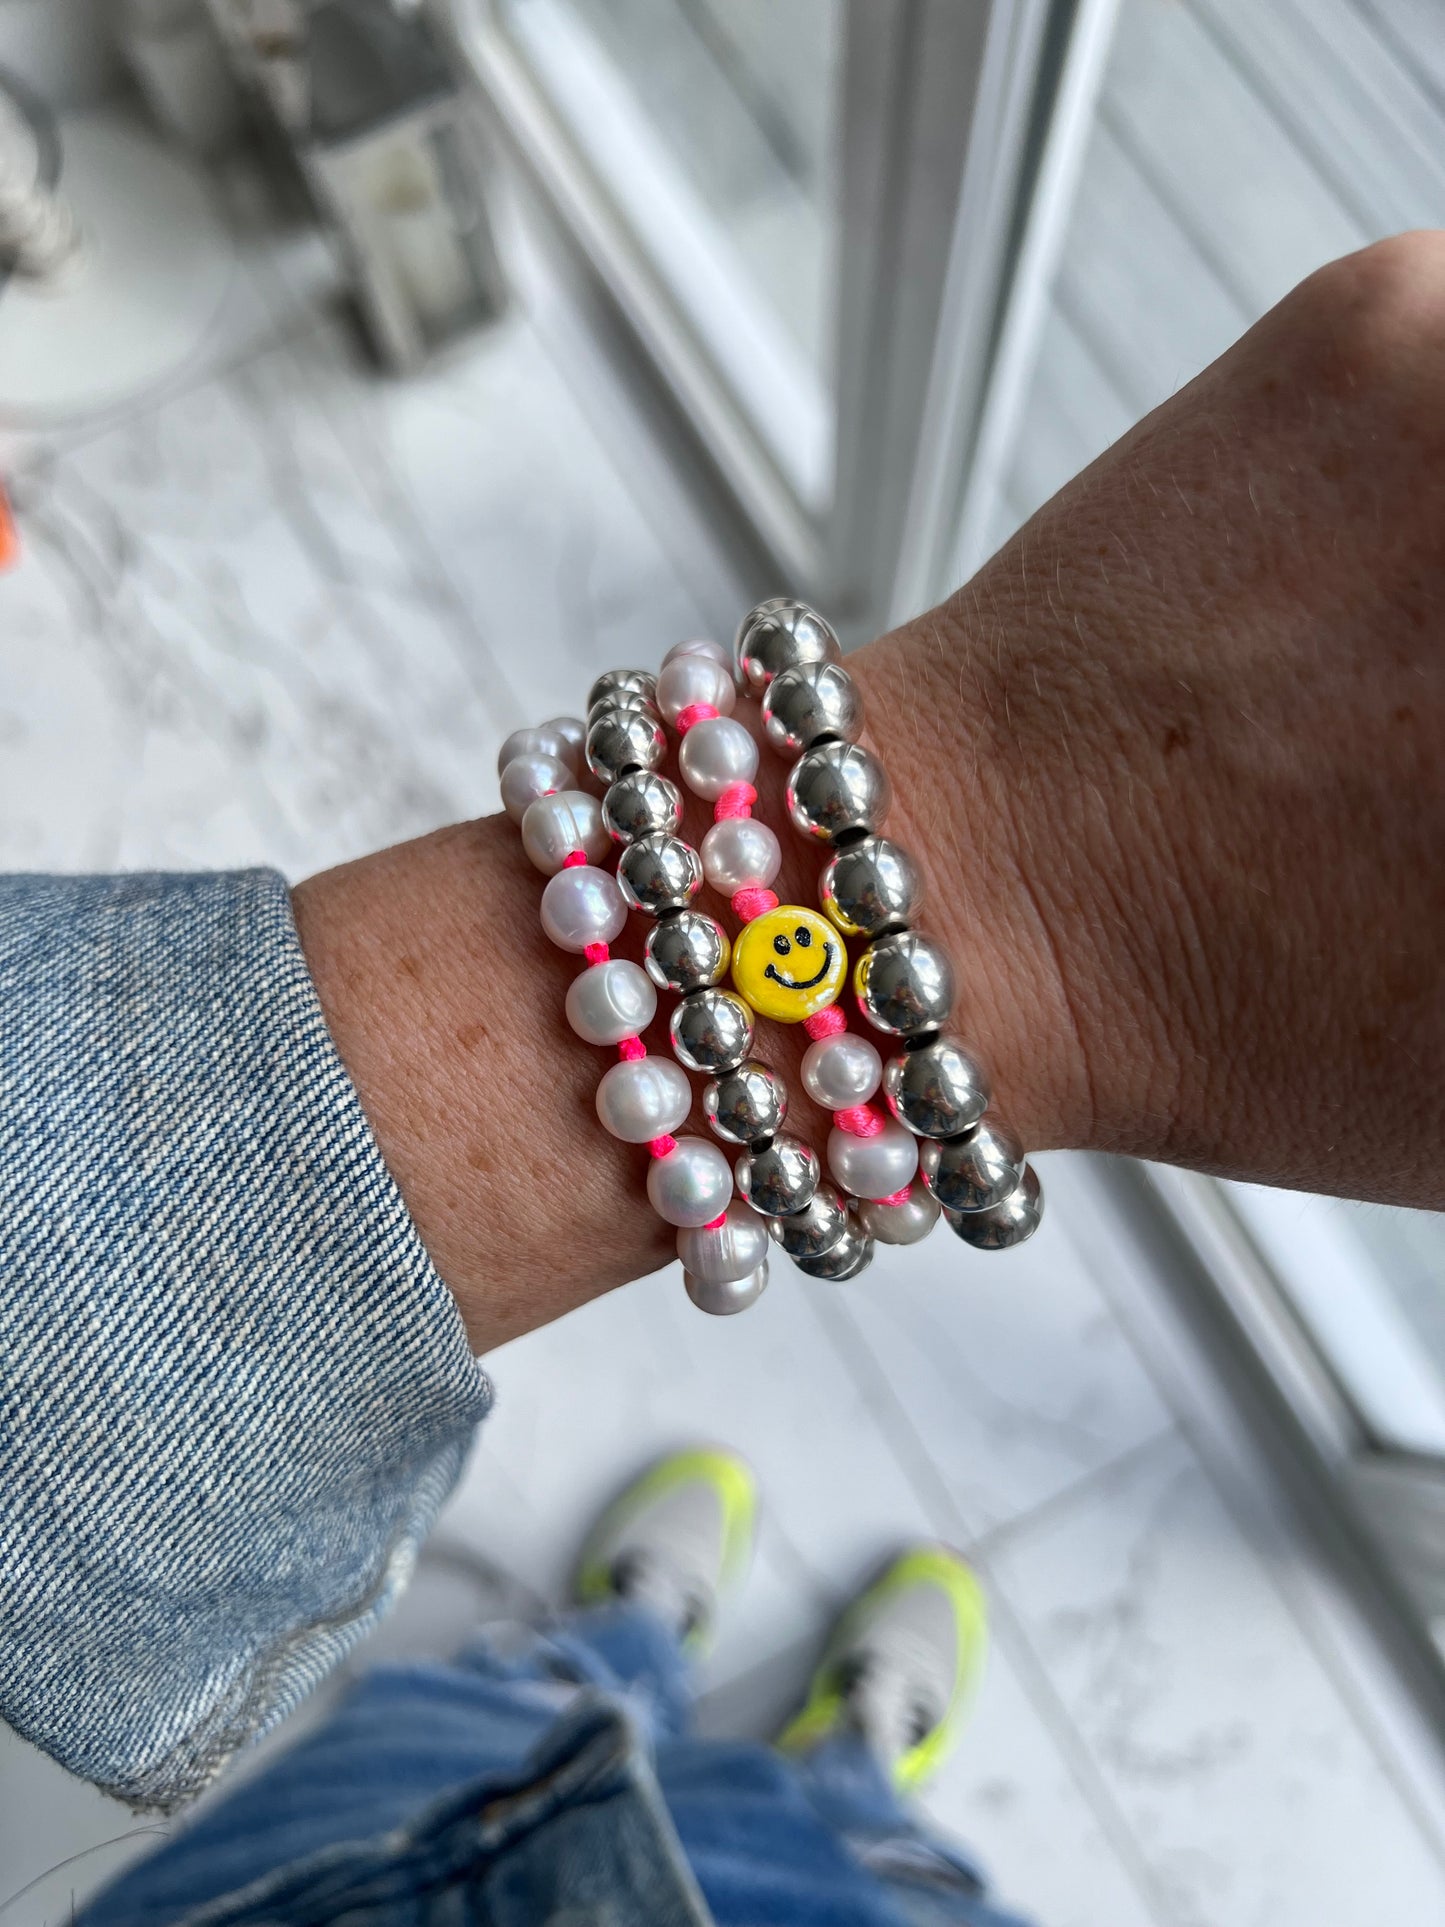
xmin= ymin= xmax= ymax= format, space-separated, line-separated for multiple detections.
xmin=663 ymin=637 xmax=733 ymax=674
xmin=858 ymin=1186 xmax=940 ymax=1245
xmin=501 ymin=750 xmax=570 ymax=823
xmin=656 ymin=653 xmax=736 ymax=725
xmin=595 ymin=1054 xmax=691 ymax=1142
xmin=683 ymin=1260 xmax=769 ymax=1315
xmin=566 ymin=959 xmax=657 ymax=1045
xmin=678 ymin=716 xmax=758 ymax=800
xmin=700 ymin=818 xmax=781 ymax=895
xmin=521 ymin=790 xmax=608 ymax=875
xmin=676 ymin=1198 xmax=770 ymax=1283
xmin=543 ymin=715 xmax=587 ymax=761
xmin=802 ymin=1033 xmax=882 ymax=1109
xmin=540 ymin=864 xmax=627 ymax=952
xmin=497 ymin=725 xmax=576 ymax=778
xmin=827 ymin=1118 xmax=919 ymax=1201
xmin=648 ymin=1136 xmax=735 ymax=1227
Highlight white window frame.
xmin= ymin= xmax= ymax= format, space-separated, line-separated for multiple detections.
xmin=449 ymin=0 xmax=1075 ymax=636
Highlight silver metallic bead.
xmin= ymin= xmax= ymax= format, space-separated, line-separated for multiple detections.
xmin=786 ymin=741 xmax=891 ymax=843
xmin=883 ymin=1036 xmax=988 ymax=1139
xmin=761 ymin=661 xmax=863 ymax=757
xmin=684 ymin=1258 xmax=769 ymax=1316
xmin=854 ymin=931 xmax=954 ymax=1035
xmin=703 ymin=1060 xmax=788 ymax=1145
xmin=603 ymin=770 xmax=683 ymax=846
xmin=944 ymin=1163 xmax=1042 ymax=1250
xmin=919 ymin=1118 xmax=1025 ymax=1214
xmin=734 ymin=1132 xmax=819 ymax=1216
xmin=586 ymin=707 xmax=666 ymax=784
xmin=587 ymin=690 xmax=659 ymax=726
xmin=858 ymin=1186 xmax=940 ymax=1246
xmin=820 ymin=836 xmax=922 ymax=940
xmin=793 ymin=1221 xmax=875 ymax=1281
xmin=644 ymin=912 xmax=729 ymax=993
xmin=766 ymin=1181 xmax=848 ymax=1259
xmin=587 ymin=668 xmax=656 ymax=712
xmin=670 ymin=987 xmax=755 ymax=1074
xmin=618 ymin=833 xmax=703 ymax=915
xmin=735 ymin=597 xmax=842 ymax=693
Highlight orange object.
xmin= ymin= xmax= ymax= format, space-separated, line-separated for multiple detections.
xmin=0 ymin=484 xmax=17 ymax=570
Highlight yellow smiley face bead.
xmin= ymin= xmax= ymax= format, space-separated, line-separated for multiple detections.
xmin=731 ymin=905 xmax=847 ymax=1024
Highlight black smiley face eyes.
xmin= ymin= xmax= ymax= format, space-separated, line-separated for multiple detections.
xmin=774 ymin=927 xmax=813 ymax=956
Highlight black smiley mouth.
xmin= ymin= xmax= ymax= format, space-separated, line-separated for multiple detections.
xmin=764 ymin=944 xmax=835 ymax=993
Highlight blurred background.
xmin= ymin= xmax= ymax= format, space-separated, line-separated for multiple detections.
xmin=1 ymin=1 xmax=1444 ymax=1921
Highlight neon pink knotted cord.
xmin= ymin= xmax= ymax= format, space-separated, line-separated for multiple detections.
xmin=731 ymin=887 xmax=778 ymax=922
xmin=713 ymin=782 xmax=757 ymax=820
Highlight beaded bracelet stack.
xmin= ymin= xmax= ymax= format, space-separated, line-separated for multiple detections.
xmin=498 ymin=598 xmax=1041 ymax=1317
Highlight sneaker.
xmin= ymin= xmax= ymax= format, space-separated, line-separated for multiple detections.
xmin=574 ymin=1448 xmax=757 ymax=1650
xmin=778 ymin=1547 xmax=986 ymax=1792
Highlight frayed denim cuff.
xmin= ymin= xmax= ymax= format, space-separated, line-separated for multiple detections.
xmin=0 ymin=869 xmax=492 ymax=1809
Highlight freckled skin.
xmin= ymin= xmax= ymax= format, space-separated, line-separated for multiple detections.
xmin=731 ymin=906 xmax=847 ymax=1023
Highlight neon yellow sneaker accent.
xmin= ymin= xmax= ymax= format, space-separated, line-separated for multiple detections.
xmin=778 ymin=1546 xmax=987 ymax=1794
xmin=575 ymin=1448 xmax=757 ymax=1650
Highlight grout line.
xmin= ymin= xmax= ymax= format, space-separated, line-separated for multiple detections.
xmin=1050 ymin=1160 xmax=1445 ymax=1877
xmin=2 ymin=297 xmax=326 ymax=485
xmin=970 ymin=1562 xmax=1181 ymax=1927
xmin=803 ymin=1291 xmax=1178 ymax=1925
xmin=963 ymin=1429 xmax=1181 ymax=1565
xmin=276 ymin=323 xmax=536 ymax=732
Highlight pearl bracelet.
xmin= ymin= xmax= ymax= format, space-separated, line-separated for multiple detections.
xmin=498 ymin=603 xmax=1041 ymax=1319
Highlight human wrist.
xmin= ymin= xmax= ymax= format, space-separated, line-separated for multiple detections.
xmin=292 ymin=815 xmax=675 ymax=1353
xmin=846 ymin=590 xmax=1098 ymax=1161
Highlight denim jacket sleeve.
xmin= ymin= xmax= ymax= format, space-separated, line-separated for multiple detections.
xmin=0 ymin=869 xmax=492 ymax=1811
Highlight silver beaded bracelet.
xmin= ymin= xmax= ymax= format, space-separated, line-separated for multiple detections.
xmin=738 ymin=598 xmax=1042 ymax=1252
xmin=497 ymin=601 xmax=1041 ymax=1319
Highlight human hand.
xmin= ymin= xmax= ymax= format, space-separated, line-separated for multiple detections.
xmin=863 ymin=231 xmax=1445 ymax=1205
xmin=295 ymin=234 xmax=1445 ymax=1351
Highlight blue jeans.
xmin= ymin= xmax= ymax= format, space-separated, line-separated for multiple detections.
xmin=86 ymin=1603 xmax=1030 ymax=1927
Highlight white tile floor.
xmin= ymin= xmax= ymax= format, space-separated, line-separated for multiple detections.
xmin=2 ymin=107 xmax=1445 ymax=1927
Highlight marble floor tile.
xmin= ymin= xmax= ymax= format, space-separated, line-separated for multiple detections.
xmin=813 ymin=1153 xmax=1175 ymax=1541
xmin=442 ymin=1264 xmax=1168 ymax=1927
xmin=330 ymin=306 xmax=722 ymax=723
xmin=918 ymin=1625 xmax=1163 ymax=1927
xmin=441 ymin=1261 xmax=941 ymax=1725
xmin=0 ymin=324 xmax=513 ymax=877
xmin=990 ymin=1432 xmax=1445 ymax=1926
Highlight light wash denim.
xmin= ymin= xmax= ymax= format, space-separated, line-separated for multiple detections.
xmin=0 ymin=871 xmax=492 ymax=1809
xmin=84 ymin=1601 xmax=1030 ymax=1927
xmin=3 ymin=867 xmax=1030 ymax=1927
